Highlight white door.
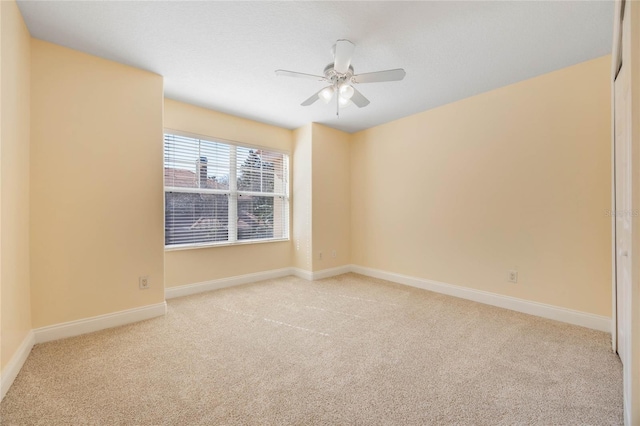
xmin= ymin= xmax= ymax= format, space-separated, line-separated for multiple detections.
xmin=614 ymin=1 xmax=632 ymax=370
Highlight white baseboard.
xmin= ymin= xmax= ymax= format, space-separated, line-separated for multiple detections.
xmin=1 ymin=330 xmax=35 ymax=401
xmin=350 ymin=265 xmax=611 ymax=332
xmin=165 ymin=268 xmax=292 ymax=299
xmin=33 ymin=302 xmax=167 ymax=344
xmin=291 ymin=267 xmax=313 ymax=281
xmin=164 ymin=265 xmax=351 ymax=299
xmin=311 ymin=265 xmax=353 ymax=280
xmin=291 ymin=265 xmax=351 ymax=281
xmin=165 ymin=264 xmax=609 ymax=332
xmin=166 ymin=266 xmax=352 ymax=299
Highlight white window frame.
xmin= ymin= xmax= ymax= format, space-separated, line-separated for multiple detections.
xmin=164 ymin=129 xmax=290 ymax=251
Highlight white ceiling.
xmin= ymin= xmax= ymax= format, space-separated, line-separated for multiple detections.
xmin=18 ymin=1 xmax=613 ymax=133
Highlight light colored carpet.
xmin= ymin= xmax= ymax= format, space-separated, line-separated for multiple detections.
xmin=0 ymin=273 xmax=622 ymax=425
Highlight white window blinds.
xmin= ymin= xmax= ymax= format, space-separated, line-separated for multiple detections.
xmin=164 ymin=133 xmax=289 ymax=248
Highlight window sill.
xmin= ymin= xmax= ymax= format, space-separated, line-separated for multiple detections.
xmin=164 ymin=238 xmax=290 ymax=252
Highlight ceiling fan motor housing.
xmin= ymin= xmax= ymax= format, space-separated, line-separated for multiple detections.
xmin=324 ymin=63 xmax=354 ymax=86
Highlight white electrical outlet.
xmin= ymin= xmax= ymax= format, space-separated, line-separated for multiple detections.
xmin=332 ymin=250 xmax=337 ymax=258
xmin=139 ymin=276 xmax=150 ymax=289
xmin=508 ymin=270 xmax=518 ymax=283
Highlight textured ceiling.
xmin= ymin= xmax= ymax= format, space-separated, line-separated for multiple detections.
xmin=18 ymin=1 xmax=613 ymax=133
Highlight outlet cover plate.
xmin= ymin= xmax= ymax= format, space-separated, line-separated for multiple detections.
xmin=139 ymin=276 xmax=150 ymax=289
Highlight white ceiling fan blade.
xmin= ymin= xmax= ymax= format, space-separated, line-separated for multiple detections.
xmin=301 ymin=89 xmax=323 ymax=106
xmin=350 ymin=88 xmax=370 ymax=108
xmin=275 ymin=70 xmax=327 ymax=81
xmin=333 ymin=39 xmax=355 ymax=74
xmin=352 ymin=68 xmax=406 ymax=84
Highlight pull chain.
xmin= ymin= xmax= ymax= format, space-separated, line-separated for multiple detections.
xmin=336 ymin=83 xmax=340 ymax=118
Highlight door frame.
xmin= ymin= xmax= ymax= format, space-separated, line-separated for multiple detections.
xmin=611 ymin=0 xmax=622 ymax=354
xmin=611 ymin=1 xmax=639 ymax=423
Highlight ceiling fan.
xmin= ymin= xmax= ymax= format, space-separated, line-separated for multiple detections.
xmin=275 ymin=39 xmax=406 ymax=116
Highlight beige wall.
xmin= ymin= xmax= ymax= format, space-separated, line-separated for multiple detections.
xmin=292 ymin=124 xmax=312 ymax=271
xmin=311 ymin=123 xmax=350 ymax=271
xmin=163 ymin=99 xmax=293 ymax=287
xmin=351 ymin=55 xmax=612 ymax=316
xmin=164 ymin=99 xmax=292 ymax=153
xmin=1 ymin=0 xmax=32 ymax=372
xmin=30 ymin=40 xmax=165 ymax=327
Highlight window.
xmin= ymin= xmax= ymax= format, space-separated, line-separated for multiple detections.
xmin=164 ymin=133 xmax=289 ymax=248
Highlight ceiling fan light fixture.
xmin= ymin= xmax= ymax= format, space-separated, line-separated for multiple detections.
xmin=339 ymin=83 xmax=354 ymax=100
xmin=319 ymin=86 xmax=335 ymax=104
xmin=338 ymin=95 xmax=352 ymax=108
